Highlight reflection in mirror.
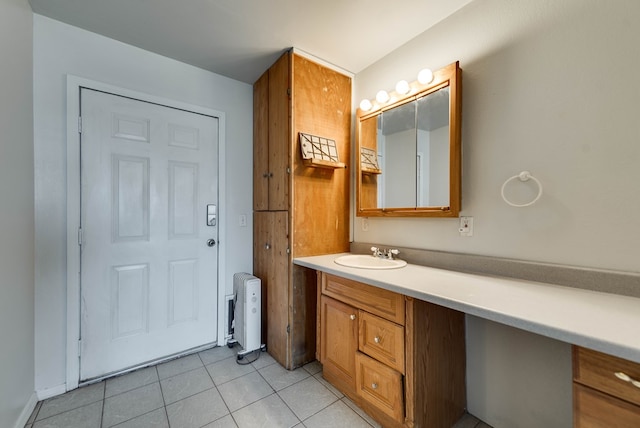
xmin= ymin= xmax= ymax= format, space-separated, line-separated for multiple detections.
xmin=377 ymin=88 xmax=450 ymax=208
xmin=356 ymin=61 xmax=461 ymax=217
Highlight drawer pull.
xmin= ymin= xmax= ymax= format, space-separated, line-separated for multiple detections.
xmin=615 ymin=372 xmax=631 ymax=382
xmin=350 ymin=314 xmax=356 ymax=321
xmin=614 ymin=371 xmax=640 ymax=388
xmin=374 ymin=336 xmax=381 ymax=344
xmin=371 ymin=383 xmax=378 ymax=389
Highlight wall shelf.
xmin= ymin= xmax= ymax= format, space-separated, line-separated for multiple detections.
xmin=299 ymin=132 xmax=345 ymax=169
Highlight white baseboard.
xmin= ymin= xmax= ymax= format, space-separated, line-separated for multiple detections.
xmin=36 ymin=383 xmax=66 ymax=401
xmin=14 ymin=392 xmax=38 ymax=428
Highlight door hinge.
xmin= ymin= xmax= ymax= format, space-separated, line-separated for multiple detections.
xmin=286 ymin=247 xmax=290 ymax=254
xmin=77 ymin=339 xmax=82 ymax=357
xmin=78 ymin=228 xmax=83 ymax=246
xmin=286 ymin=325 xmax=290 ymax=334
xmin=286 ymin=167 xmax=291 ymax=174
xmin=287 ymin=88 xmax=291 ymax=96
xmin=78 ymin=116 xmax=82 ymax=134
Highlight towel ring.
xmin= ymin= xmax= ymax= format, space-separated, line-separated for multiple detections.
xmin=501 ymin=171 xmax=542 ymax=207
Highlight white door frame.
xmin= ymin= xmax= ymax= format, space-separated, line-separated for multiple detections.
xmin=65 ymin=75 xmax=227 ymax=391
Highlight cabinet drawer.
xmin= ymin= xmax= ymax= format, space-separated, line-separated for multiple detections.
xmin=574 ymin=383 xmax=640 ymax=427
xmin=359 ymin=311 xmax=405 ymax=374
xmin=574 ymin=346 xmax=640 ymax=406
xmin=322 ymin=274 xmax=405 ymax=324
xmin=355 ymin=352 xmax=404 ymax=423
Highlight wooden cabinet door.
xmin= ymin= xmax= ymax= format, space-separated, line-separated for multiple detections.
xmin=320 ymin=295 xmax=358 ymax=395
xmin=253 ymin=211 xmax=289 ymax=366
xmin=253 ymin=71 xmax=269 ymax=211
xmin=267 ymin=51 xmax=290 ymax=211
xmin=253 ymin=52 xmax=290 ymax=211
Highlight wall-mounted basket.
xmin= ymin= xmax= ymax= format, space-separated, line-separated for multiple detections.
xmin=299 ymin=132 xmax=346 ymax=169
xmin=360 ymin=147 xmax=381 ymax=174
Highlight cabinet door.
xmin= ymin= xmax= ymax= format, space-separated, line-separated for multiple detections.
xmin=253 ymin=71 xmax=269 ymax=211
xmin=267 ymin=51 xmax=290 ymax=211
xmin=253 ymin=211 xmax=289 ymax=365
xmin=253 ymin=52 xmax=290 ymax=211
xmin=320 ymin=295 xmax=358 ymax=394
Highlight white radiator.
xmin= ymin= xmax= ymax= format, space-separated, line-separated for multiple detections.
xmin=233 ymin=273 xmax=261 ymax=354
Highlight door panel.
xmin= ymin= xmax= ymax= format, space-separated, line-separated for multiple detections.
xmin=254 ymin=211 xmax=289 ymax=366
xmin=268 ymin=53 xmax=290 ymax=211
xmin=80 ymin=89 xmax=219 ymax=380
xmin=320 ymin=295 xmax=358 ymax=393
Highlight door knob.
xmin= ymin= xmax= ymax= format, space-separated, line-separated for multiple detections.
xmin=207 ymin=239 xmax=216 ymax=247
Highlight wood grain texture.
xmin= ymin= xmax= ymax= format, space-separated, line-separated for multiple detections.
xmin=291 ymin=53 xmax=351 ymax=257
xmin=253 ymin=211 xmax=289 ymax=367
xmin=253 ymin=71 xmax=269 ymax=211
xmin=268 ymin=52 xmax=290 ymax=211
xmin=254 ymin=50 xmax=352 ymax=370
xmin=358 ymin=116 xmax=379 ymax=210
xmin=322 ymin=274 xmax=405 ymax=325
xmin=409 ymin=299 xmax=466 ymax=428
xmin=320 ymin=295 xmax=358 ymax=395
xmin=574 ymin=383 xmax=640 ymax=427
xmin=290 ymin=264 xmax=317 ymax=366
xmin=356 ymin=352 xmax=404 ymax=423
xmin=318 ymin=273 xmax=466 ymax=428
xmin=359 ymin=311 xmax=405 ymax=374
xmin=574 ymin=346 xmax=640 ymax=406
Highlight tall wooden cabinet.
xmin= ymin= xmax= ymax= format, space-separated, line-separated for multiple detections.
xmin=253 ymin=50 xmax=351 ymax=369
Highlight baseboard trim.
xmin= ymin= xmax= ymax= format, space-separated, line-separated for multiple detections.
xmin=36 ymin=383 xmax=66 ymax=401
xmin=14 ymin=391 xmax=38 ymax=428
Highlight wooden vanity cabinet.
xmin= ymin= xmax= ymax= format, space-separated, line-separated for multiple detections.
xmin=253 ymin=50 xmax=351 ymax=369
xmin=318 ymin=273 xmax=466 ymax=428
xmin=573 ymin=346 xmax=640 ymax=427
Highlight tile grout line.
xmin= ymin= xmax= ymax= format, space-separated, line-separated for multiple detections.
xmin=99 ymin=381 xmax=105 ymax=428
xmin=154 ymin=364 xmax=173 ymax=427
xmin=199 ymin=349 xmax=234 ymax=426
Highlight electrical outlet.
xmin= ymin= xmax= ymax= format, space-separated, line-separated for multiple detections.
xmin=239 ymin=214 xmax=247 ymax=227
xmin=362 ymin=218 xmax=369 ymax=232
xmin=459 ymin=216 xmax=473 ymax=237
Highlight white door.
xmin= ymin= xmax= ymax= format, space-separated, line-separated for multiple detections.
xmin=79 ymin=88 xmax=219 ymax=381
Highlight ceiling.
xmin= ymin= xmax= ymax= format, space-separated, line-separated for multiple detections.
xmin=29 ymin=0 xmax=472 ymax=84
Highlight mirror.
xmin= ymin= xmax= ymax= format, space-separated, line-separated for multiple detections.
xmin=356 ymin=61 xmax=461 ymax=217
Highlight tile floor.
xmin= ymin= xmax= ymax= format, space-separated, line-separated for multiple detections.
xmin=25 ymin=346 xmax=491 ymax=428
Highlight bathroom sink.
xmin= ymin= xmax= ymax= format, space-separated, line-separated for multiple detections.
xmin=334 ymin=254 xmax=407 ymax=270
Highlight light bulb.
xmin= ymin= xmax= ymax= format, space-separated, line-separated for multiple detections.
xmin=375 ymin=90 xmax=390 ymax=104
xmin=359 ymin=99 xmax=372 ymax=112
xmin=395 ymin=80 xmax=410 ymax=95
xmin=417 ymin=68 xmax=434 ymax=85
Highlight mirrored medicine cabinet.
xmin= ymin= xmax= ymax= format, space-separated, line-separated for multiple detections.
xmin=356 ymin=61 xmax=461 ymax=217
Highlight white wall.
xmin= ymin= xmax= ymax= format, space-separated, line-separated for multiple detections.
xmin=354 ymin=0 xmax=640 ymax=426
xmin=33 ymin=15 xmax=253 ymax=394
xmin=0 ymin=0 xmax=36 ymax=426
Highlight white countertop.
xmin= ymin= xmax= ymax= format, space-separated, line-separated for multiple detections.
xmin=294 ymin=253 xmax=640 ymax=363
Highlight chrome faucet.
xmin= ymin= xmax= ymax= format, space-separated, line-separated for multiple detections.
xmin=370 ymin=247 xmax=400 ymax=260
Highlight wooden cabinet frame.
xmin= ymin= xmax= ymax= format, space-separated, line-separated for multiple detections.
xmin=318 ymin=272 xmax=466 ymax=428
xmin=253 ymin=50 xmax=351 ymax=369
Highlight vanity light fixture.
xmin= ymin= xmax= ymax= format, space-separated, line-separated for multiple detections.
xmin=417 ymin=68 xmax=434 ymax=84
xmin=359 ymin=99 xmax=373 ymax=112
xmin=395 ymin=80 xmax=410 ymax=95
xmin=375 ymin=90 xmax=390 ymax=104
xmin=358 ymin=67 xmax=435 ymax=113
